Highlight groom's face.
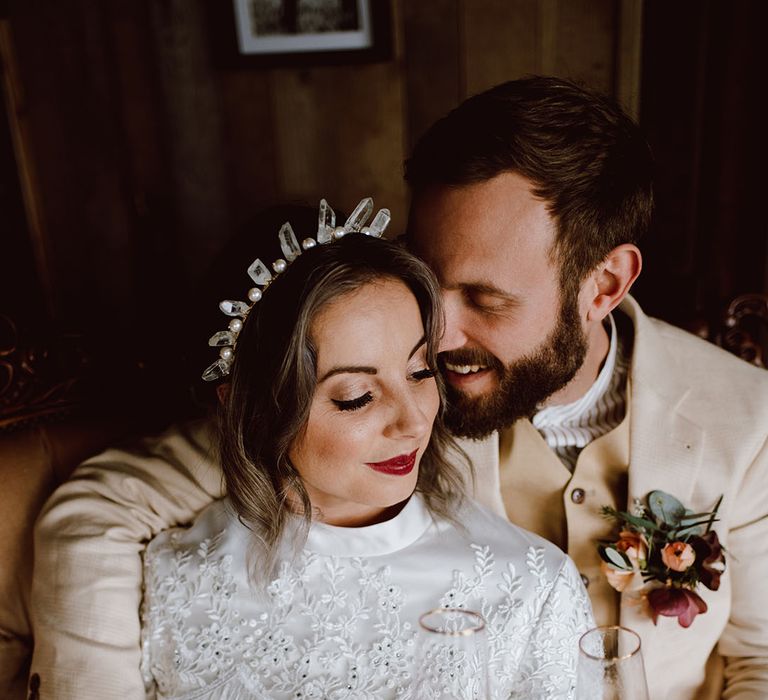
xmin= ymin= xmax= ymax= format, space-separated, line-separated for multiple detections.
xmin=408 ymin=172 xmax=588 ymax=439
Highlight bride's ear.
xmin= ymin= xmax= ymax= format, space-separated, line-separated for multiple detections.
xmin=584 ymin=244 xmax=642 ymax=322
xmin=216 ymin=383 xmax=231 ymax=404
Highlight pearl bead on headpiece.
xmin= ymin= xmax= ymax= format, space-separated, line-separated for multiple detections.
xmin=202 ymin=197 xmax=391 ymax=381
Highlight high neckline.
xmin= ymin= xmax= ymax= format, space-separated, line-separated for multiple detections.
xmin=301 ymin=493 xmax=434 ymax=557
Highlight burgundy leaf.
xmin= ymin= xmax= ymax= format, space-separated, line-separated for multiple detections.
xmin=690 ymin=531 xmax=725 ymax=591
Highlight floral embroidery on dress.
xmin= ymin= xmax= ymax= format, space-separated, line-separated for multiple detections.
xmin=141 ymin=501 xmax=591 ymax=699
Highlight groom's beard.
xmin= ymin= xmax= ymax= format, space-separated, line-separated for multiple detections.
xmin=440 ymin=289 xmax=588 ymax=440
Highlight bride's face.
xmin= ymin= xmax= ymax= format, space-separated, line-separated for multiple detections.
xmin=288 ymin=277 xmax=440 ymax=527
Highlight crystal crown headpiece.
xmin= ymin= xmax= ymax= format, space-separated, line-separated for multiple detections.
xmin=202 ymin=197 xmax=391 ymax=381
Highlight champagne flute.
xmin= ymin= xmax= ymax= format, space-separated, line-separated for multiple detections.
xmin=576 ymin=625 xmax=649 ymax=700
xmin=412 ymin=608 xmax=490 ymax=699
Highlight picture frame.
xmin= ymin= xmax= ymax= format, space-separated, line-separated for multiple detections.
xmin=209 ymin=0 xmax=392 ymax=69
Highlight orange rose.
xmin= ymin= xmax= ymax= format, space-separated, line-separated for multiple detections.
xmin=662 ymin=542 xmax=696 ymax=572
xmin=616 ymin=530 xmax=648 ymax=569
xmin=600 ymin=561 xmax=635 ymax=592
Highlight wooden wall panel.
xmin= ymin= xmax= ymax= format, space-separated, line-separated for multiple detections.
xmin=269 ymin=7 xmax=407 ymax=229
xmin=149 ymin=0 xmax=232 ymax=283
xmin=3 ymin=0 xmax=643 ymax=347
xmin=551 ymin=0 xmax=616 ymax=93
xmin=310 ymin=62 xmax=407 ymax=226
xmin=402 ymin=0 xmax=461 ymax=148
xmin=269 ymin=70 xmax=331 ymax=204
xmin=7 ymin=0 xmax=140 ymax=327
xmin=216 ymin=69 xmax=279 ymax=228
xmin=109 ymin=2 xmax=168 ymax=201
xmin=637 ymin=0 xmax=768 ymax=329
xmin=615 ymin=0 xmax=643 ymax=119
xmin=462 ymin=0 xmax=541 ymax=97
xmin=0 ymin=19 xmax=49 ymax=319
xmin=456 ymin=0 xmax=621 ymax=104
xmin=269 ymin=62 xmax=408 ymax=224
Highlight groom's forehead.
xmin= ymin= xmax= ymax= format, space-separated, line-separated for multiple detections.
xmin=407 ymin=197 xmax=558 ymax=291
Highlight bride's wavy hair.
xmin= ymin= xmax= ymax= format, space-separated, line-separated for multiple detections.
xmin=218 ymin=232 xmax=469 ymax=582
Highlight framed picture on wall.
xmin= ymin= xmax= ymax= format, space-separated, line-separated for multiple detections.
xmin=210 ymin=0 xmax=392 ymax=68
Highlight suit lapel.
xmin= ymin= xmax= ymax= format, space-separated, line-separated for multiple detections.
xmin=619 ymin=297 xmax=706 ymax=685
xmin=627 ymin=391 xmax=705 ymax=518
xmin=621 ymin=296 xmax=706 ymax=511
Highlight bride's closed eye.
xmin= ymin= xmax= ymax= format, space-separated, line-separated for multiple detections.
xmin=332 ymin=392 xmax=374 ymax=412
xmin=330 ymin=367 xmax=435 ymax=412
xmin=410 ymin=367 xmax=437 ymax=382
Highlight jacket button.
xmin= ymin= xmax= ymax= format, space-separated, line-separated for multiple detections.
xmin=580 ymin=574 xmax=590 ymax=588
xmin=571 ymin=487 xmax=586 ymax=504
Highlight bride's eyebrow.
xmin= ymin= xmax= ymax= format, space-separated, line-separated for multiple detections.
xmin=318 ymin=366 xmax=377 ymax=383
xmin=318 ymin=335 xmax=428 ymax=383
xmin=409 ymin=335 xmax=428 ymax=359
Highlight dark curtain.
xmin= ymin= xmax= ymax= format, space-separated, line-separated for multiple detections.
xmin=636 ymin=0 xmax=768 ymax=331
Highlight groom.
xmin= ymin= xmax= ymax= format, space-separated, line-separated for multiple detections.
xmin=402 ymin=77 xmax=768 ymax=699
xmin=30 ymin=77 xmax=768 ymax=699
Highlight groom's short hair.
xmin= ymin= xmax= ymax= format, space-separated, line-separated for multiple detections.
xmin=405 ymin=76 xmax=655 ymax=290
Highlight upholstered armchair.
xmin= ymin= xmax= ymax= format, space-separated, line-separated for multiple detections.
xmin=716 ymin=293 xmax=768 ymax=368
xmin=0 ymin=315 xmax=177 ymax=698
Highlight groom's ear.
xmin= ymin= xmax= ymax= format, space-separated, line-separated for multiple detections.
xmin=583 ymin=244 xmax=642 ymax=322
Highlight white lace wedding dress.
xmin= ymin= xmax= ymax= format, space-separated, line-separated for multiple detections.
xmin=141 ymin=495 xmax=592 ymax=699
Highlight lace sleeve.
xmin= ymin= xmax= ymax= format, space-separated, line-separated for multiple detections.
xmin=512 ymin=557 xmax=594 ymax=699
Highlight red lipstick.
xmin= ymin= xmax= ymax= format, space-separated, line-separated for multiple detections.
xmin=365 ymin=449 xmax=418 ymax=476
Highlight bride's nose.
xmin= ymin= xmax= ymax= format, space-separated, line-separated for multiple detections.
xmin=383 ymin=392 xmax=431 ymax=440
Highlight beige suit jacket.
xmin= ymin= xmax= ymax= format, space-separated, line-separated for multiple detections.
xmin=461 ymin=296 xmax=768 ymax=699
xmin=28 ymin=297 xmax=768 ymax=699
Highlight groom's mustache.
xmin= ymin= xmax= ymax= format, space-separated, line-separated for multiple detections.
xmin=438 ymin=348 xmax=504 ymax=374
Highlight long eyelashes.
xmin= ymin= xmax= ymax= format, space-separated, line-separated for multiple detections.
xmin=331 ymin=368 xmax=436 ymax=412
xmin=332 ymin=392 xmax=374 ymax=412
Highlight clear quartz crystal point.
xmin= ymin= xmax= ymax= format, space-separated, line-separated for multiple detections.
xmin=344 ymin=197 xmax=374 ymax=232
xmin=208 ymin=331 xmax=235 ymax=347
xmin=202 ymin=358 xmax=230 ymax=382
xmin=278 ymin=222 xmax=301 ymax=262
xmin=317 ymin=198 xmax=336 ymax=243
xmin=367 ymin=208 xmax=391 ymax=237
xmin=247 ymin=258 xmax=272 ymax=286
xmin=219 ymin=300 xmax=250 ymax=317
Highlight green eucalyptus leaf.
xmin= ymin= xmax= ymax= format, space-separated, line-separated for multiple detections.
xmin=599 ymin=545 xmax=633 ymax=570
xmin=682 ymin=510 xmax=720 ymax=519
xmin=648 ymin=490 xmax=686 ymax=525
xmin=706 ymin=495 xmax=724 ymax=532
xmin=618 ymin=512 xmax=659 ymax=533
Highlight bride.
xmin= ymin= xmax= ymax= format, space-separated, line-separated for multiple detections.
xmin=140 ymin=200 xmax=592 ymax=699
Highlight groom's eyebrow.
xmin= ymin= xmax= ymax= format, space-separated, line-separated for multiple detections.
xmin=468 ymin=282 xmax=513 ymax=296
xmin=448 ymin=280 xmax=520 ymax=303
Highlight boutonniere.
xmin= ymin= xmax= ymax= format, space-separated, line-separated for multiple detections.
xmin=597 ymin=490 xmax=726 ymax=628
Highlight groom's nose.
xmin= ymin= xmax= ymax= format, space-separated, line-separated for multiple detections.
xmin=438 ymin=289 xmax=470 ymax=353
